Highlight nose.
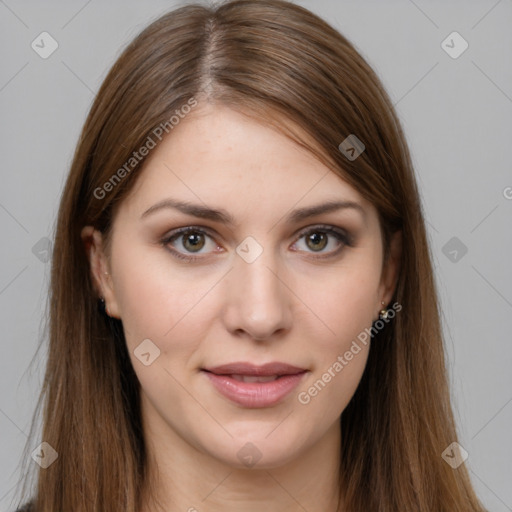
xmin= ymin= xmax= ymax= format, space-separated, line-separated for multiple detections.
xmin=221 ymin=247 xmax=293 ymax=341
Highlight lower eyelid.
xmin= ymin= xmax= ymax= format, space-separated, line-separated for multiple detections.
xmin=292 ymin=232 xmax=349 ymax=256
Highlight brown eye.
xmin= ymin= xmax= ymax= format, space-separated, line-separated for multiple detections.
xmin=181 ymin=231 xmax=206 ymax=252
xmin=161 ymin=227 xmax=219 ymax=261
xmin=305 ymin=231 xmax=328 ymax=252
xmin=292 ymin=225 xmax=351 ymax=259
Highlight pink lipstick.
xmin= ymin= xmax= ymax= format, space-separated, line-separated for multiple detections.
xmin=202 ymin=362 xmax=307 ymax=408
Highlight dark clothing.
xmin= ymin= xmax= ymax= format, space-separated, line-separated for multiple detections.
xmin=14 ymin=503 xmax=33 ymax=512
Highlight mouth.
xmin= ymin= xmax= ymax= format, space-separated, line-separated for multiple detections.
xmin=230 ymin=374 xmax=282 ymax=383
xmin=201 ymin=362 xmax=308 ymax=408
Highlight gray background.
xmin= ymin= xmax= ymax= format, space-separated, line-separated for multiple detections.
xmin=1 ymin=0 xmax=511 ymax=510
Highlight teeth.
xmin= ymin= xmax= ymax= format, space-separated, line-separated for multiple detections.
xmin=230 ymin=374 xmax=279 ymax=383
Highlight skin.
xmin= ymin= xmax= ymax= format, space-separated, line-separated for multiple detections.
xmin=82 ymin=103 xmax=401 ymax=512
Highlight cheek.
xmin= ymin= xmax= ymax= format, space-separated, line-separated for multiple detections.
xmin=295 ymin=274 xmax=376 ymax=419
xmin=293 ymin=253 xmax=381 ymax=409
xmin=301 ymin=263 xmax=381 ymax=354
xmin=110 ymin=242 xmax=216 ymax=358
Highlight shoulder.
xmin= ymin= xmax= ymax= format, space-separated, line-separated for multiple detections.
xmin=14 ymin=503 xmax=34 ymax=512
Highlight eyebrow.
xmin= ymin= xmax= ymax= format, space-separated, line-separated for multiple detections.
xmin=140 ymin=198 xmax=366 ymax=226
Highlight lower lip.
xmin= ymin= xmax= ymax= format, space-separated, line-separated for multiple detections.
xmin=203 ymin=371 xmax=307 ymax=408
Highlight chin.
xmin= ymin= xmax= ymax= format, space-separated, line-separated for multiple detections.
xmin=199 ymin=426 xmax=312 ymax=470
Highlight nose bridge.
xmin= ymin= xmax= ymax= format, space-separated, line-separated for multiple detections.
xmin=223 ymin=238 xmax=292 ymax=339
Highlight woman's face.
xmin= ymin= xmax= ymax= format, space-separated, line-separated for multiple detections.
xmin=85 ymin=103 xmax=399 ymax=470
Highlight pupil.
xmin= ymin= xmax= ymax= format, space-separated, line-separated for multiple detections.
xmin=184 ymin=232 xmax=204 ymax=252
xmin=307 ymin=232 xmax=327 ymax=251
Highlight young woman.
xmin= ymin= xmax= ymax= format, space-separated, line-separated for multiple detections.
xmin=14 ymin=0 xmax=488 ymax=510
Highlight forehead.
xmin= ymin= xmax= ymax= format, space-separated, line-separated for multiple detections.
xmin=118 ymin=103 xmax=374 ymax=223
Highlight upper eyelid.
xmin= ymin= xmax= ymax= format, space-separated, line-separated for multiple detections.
xmin=295 ymin=223 xmax=348 ymax=237
xmin=163 ymin=225 xmax=219 ymax=244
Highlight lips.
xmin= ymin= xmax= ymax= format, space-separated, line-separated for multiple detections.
xmin=202 ymin=362 xmax=307 ymax=408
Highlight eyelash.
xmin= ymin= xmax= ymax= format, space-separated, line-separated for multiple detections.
xmin=160 ymin=224 xmax=352 ymax=263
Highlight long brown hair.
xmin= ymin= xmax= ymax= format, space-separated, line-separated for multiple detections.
xmin=15 ymin=1 xmax=487 ymax=510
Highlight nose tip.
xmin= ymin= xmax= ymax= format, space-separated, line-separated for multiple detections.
xmin=222 ymin=251 xmax=293 ymax=341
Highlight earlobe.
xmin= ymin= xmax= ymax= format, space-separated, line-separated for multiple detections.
xmin=80 ymin=226 xmax=121 ymax=318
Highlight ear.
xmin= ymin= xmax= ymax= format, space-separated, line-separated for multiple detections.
xmin=81 ymin=226 xmax=121 ymax=319
xmin=376 ymin=230 xmax=402 ymax=314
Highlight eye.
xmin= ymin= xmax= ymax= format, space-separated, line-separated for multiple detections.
xmin=291 ymin=225 xmax=351 ymax=258
xmin=161 ymin=227 xmax=221 ymax=262
xmin=161 ymin=224 xmax=352 ymax=263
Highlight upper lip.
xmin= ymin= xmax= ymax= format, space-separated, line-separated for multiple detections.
xmin=203 ymin=362 xmax=307 ymax=376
